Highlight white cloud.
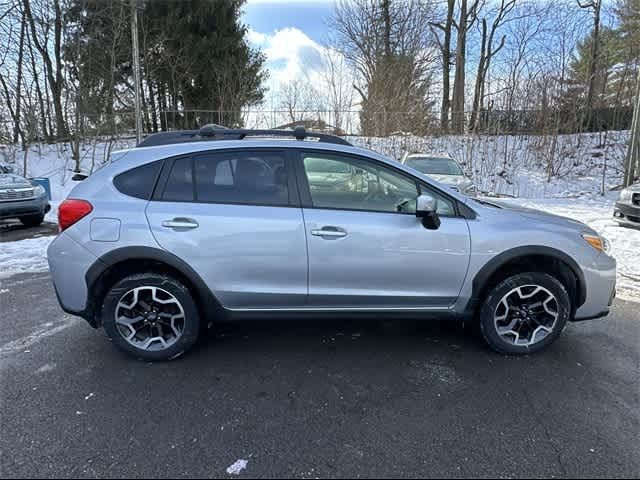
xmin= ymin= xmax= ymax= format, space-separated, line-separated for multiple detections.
xmin=249 ymin=27 xmax=327 ymax=87
xmin=245 ymin=27 xmax=358 ymax=130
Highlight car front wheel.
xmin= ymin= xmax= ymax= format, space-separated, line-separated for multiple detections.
xmin=480 ymin=272 xmax=571 ymax=355
xmin=101 ymin=273 xmax=200 ymax=361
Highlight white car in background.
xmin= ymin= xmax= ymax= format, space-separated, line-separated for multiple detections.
xmin=400 ymin=153 xmax=476 ymax=196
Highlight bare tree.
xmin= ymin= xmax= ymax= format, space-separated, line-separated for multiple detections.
xmin=577 ymin=0 xmax=602 ymax=130
xmin=469 ymin=0 xmax=516 ymax=132
xmin=451 ymin=0 xmax=484 ymax=133
xmin=22 ymin=0 xmax=68 ymax=138
xmin=623 ymin=69 xmax=640 ymax=186
xmin=430 ymin=0 xmax=455 ymax=132
xmin=321 ymin=48 xmax=355 ymax=133
xmin=331 ymin=0 xmax=437 ymax=135
xmin=278 ymin=79 xmax=318 ymax=123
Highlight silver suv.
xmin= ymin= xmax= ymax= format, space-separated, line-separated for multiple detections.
xmin=47 ymin=128 xmax=616 ymax=360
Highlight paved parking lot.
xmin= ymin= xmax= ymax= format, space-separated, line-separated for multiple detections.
xmin=1 ymin=272 xmax=639 ymax=478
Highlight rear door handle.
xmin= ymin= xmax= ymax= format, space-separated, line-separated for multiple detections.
xmin=161 ymin=218 xmax=199 ymax=230
xmin=311 ymin=227 xmax=347 ymax=238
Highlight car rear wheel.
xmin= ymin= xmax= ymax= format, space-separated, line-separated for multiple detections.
xmin=19 ymin=213 xmax=44 ymax=227
xmin=480 ymin=272 xmax=571 ymax=355
xmin=102 ymin=273 xmax=200 ymax=361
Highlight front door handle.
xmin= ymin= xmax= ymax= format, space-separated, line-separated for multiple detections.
xmin=311 ymin=227 xmax=347 ymax=238
xmin=161 ymin=218 xmax=199 ymax=230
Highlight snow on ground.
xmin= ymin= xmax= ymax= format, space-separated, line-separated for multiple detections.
xmin=0 ymin=236 xmax=53 ymax=280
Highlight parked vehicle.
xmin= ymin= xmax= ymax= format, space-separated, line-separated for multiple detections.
xmin=48 ymin=128 xmax=616 ymax=360
xmin=613 ymin=183 xmax=640 ymax=228
xmin=400 ymin=153 xmax=476 ymax=196
xmin=0 ymin=172 xmax=50 ymax=226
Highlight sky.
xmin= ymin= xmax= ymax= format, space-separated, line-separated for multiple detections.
xmin=242 ymin=0 xmax=335 ymax=102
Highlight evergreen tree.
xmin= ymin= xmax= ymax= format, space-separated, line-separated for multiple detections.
xmin=63 ymin=0 xmax=267 ymax=130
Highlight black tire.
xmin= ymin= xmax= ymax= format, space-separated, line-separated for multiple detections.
xmin=19 ymin=213 xmax=44 ymax=227
xmin=480 ymin=272 xmax=571 ymax=355
xmin=101 ymin=273 xmax=200 ymax=361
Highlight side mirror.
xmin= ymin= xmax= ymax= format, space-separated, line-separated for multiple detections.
xmin=416 ymin=194 xmax=441 ymax=230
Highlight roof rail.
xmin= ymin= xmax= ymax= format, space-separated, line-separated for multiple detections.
xmin=137 ymin=126 xmax=351 ymax=148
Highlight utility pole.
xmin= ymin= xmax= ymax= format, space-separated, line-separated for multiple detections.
xmin=624 ymin=71 xmax=640 ymax=187
xmin=131 ymin=0 xmax=143 ymax=145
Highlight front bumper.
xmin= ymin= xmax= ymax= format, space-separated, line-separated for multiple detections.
xmin=613 ymin=202 xmax=640 ymax=228
xmin=572 ymin=252 xmax=617 ymax=321
xmin=0 ymin=195 xmax=49 ymax=220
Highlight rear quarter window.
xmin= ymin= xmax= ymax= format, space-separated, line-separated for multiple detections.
xmin=113 ymin=161 xmax=163 ymax=200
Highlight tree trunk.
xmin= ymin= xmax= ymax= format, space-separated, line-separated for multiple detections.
xmin=580 ymin=0 xmax=602 ymax=131
xmin=26 ymin=26 xmax=48 ymax=141
xmin=623 ymin=71 xmax=640 ymax=186
xmin=23 ymin=0 xmax=68 ymax=139
xmin=440 ymin=0 xmax=455 ymax=132
xmin=13 ymin=11 xmax=26 ymax=144
xmin=147 ymin=77 xmax=159 ymax=132
xmin=470 ymin=20 xmax=487 ymax=132
xmin=452 ymin=0 xmax=468 ymax=134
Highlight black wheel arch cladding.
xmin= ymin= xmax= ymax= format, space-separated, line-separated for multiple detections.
xmin=85 ymin=246 xmax=224 ymax=326
xmin=471 ymin=245 xmax=586 ymax=308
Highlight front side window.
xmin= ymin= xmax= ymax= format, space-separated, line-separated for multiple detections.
xmin=194 ymin=151 xmax=288 ymax=205
xmin=303 ymin=154 xmax=419 ymax=214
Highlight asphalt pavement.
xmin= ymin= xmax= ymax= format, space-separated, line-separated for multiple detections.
xmin=0 ymin=272 xmax=638 ymax=478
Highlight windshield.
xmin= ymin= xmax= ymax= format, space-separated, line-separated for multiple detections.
xmin=305 ymin=157 xmax=352 ymax=174
xmin=406 ymin=157 xmax=463 ymax=176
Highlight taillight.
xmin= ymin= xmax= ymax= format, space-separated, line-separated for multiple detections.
xmin=58 ymin=199 xmax=93 ymax=231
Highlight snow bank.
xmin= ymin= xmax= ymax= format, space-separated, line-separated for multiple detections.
xmin=351 ymin=131 xmax=630 ymax=198
xmin=0 ymin=236 xmax=53 ymax=280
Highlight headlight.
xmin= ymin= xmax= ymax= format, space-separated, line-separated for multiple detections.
xmin=33 ymin=184 xmax=46 ymax=197
xmin=618 ymin=188 xmax=632 ymax=202
xmin=582 ymin=233 xmax=610 ymax=253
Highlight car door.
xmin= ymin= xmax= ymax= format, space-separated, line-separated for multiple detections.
xmin=146 ymin=148 xmax=308 ymax=309
xmin=297 ymin=151 xmax=471 ymax=308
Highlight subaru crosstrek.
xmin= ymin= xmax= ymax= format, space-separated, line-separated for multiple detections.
xmin=47 ymin=128 xmax=616 ymax=360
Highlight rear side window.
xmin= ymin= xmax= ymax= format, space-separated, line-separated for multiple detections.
xmin=194 ymin=151 xmax=288 ymax=206
xmin=162 ymin=157 xmax=194 ymax=201
xmin=113 ymin=161 xmax=162 ymax=200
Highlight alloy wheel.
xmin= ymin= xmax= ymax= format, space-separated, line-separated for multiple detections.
xmin=115 ymin=286 xmax=186 ymax=351
xmin=493 ymin=284 xmax=559 ymax=347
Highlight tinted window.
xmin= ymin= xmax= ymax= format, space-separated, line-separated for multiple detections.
xmin=162 ymin=157 xmax=194 ymax=201
xmin=114 ymin=160 xmax=162 ymax=200
xmin=194 ymin=151 xmax=288 ymax=205
xmin=303 ymin=154 xmax=419 ymax=214
xmin=407 ymin=157 xmax=463 ymax=175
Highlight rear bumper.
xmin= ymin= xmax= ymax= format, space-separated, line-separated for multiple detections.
xmin=47 ymin=232 xmax=100 ymax=325
xmin=0 ymin=196 xmax=49 ymax=220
